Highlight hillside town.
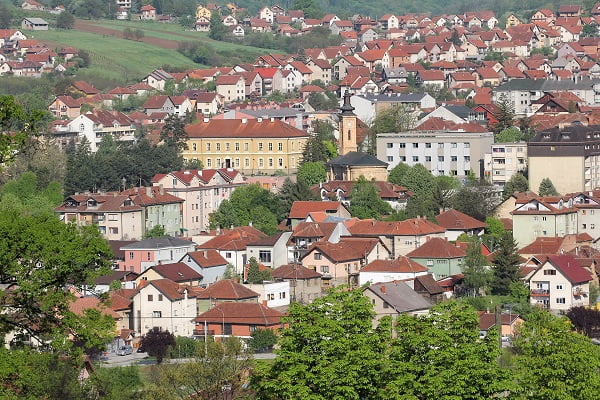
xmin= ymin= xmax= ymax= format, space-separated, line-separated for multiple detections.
xmin=2 ymin=0 xmax=600 ymax=398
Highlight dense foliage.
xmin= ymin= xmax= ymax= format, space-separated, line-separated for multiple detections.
xmin=140 ymin=327 xmax=176 ymax=364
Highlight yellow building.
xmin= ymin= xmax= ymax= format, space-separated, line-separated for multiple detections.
xmin=183 ymin=118 xmax=309 ymax=175
xmin=196 ymin=5 xmax=211 ymax=19
xmin=506 ymin=13 xmax=522 ymax=27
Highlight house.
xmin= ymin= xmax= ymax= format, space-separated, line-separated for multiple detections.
xmin=142 ymin=69 xmax=173 ymax=91
xmin=152 ymin=168 xmax=244 ymax=234
xmin=478 ymin=311 xmax=524 ymax=338
xmin=557 ymin=5 xmax=582 ymax=17
xmin=363 ymin=281 xmax=431 ymax=322
xmin=70 ymin=80 xmax=100 ymax=97
xmin=359 ymin=256 xmax=429 ymax=285
xmin=182 ymin=118 xmax=309 ymax=174
xmin=216 ymin=74 xmax=246 ymax=102
xmin=271 ymin=263 xmax=322 ymax=304
xmin=527 ymin=254 xmax=592 ymax=311
xmin=289 ymin=221 xmax=350 ymax=261
xmin=135 ymin=262 xmax=203 ymax=286
xmin=349 ymin=93 xmax=436 ymax=125
xmin=196 ymin=226 xmax=266 ymax=275
xmin=406 ymin=237 xmax=466 ymax=279
xmin=436 ymin=208 xmax=486 ymax=241
xmin=243 ymin=280 xmax=290 ymax=308
xmin=180 ymin=249 xmax=228 ymax=285
xmin=483 ymin=142 xmax=527 ymax=188
xmin=21 ymin=0 xmax=44 ymax=10
xmin=288 ymin=201 xmax=350 ymax=227
xmin=246 ymin=232 xmax=292 ymax=269
xmin=65 ymin=110 xmax=136 ymax=152
xmin=195 ymin=279 xmax=260 ymax=311
xmin=48 ymin=96 xmax=82 ymax=119
xmin=118 ymin=236 xmax=195 ymax=273
xmin=21 ymin=18 xmax=48 ymax=31
xmin=190 ymin=92 xmax=222 ymax=115
xmin=258 ymin=6 xmax=274 ymax=23
xmin=300 ymin=237 xmax=391 ymax=287
xmin=132 ymin=278 xmax=198 ymax=335
xmin=140 ymin=4 xmax=157 ymax=20
xmin=326 ymin=152 xmax=389 ymax=182
xmin=314 ymin=180 xmax=413 ymax=210
xmin=193 ymin=302 xmax=284 ymax=338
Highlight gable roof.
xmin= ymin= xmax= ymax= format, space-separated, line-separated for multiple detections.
xmin=198 ymin=226 xmax=266 ymax=251
xmin=436 ymin=208 xmax=486 ymax=230
xmin=365 ymin=281 xmax=431 ymax=313
xmin=546 ymin=254 xmax=592 ymax=283
xmin=194 ymin=302 xmax=284 ymax=325
xmin=326 ymin=151 xmax=388 ymax=167
xmin=195 ymin=279 xmax=260 ymax=300
xmin=184 ymin=250 xmax=228 ymax=268
xmin=303 ymin=237 xmax=382 ymax=263
xmin=289 ymin=201 xmax=343 ymax=219
xmin=362 ymin=256 xmax=428 ymax=273
xmin=145 ymin=262 xmax=202 ymax=282
xmin=348 ymin=218 xmax=445 ymax=236
xmin=140 ymin=278 xmax=197 ymax=301
xmin=185 ymin=119 xmax=309 ymax=139
xmin=406 ymin=237 xmax=466 ymax=258
xmin=271 ymin=263 xmax=322 ymax=279
xmin=121 ymin=236 xmax=194 ymax=250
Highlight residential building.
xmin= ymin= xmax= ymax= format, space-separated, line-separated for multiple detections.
xmin=436 ymin=208 xmax=486 ymax=241
xmin=484 ymin=142 xmax=528 ymax=187
xmin=118 ymin=236 xmax=196 ymax=274
xmin=152 ymin=169 xmax=245 ymax=234
xmin=349 ymin=93 xmax=436 ymax=125
xmin=271 ymin=263 xmax=323 ymax=304
xmin=406 ymin=237 xmax=466 ymax=279
xmin=135 ymin=262 xmax=202 ymax=287
xmin=21 ymin=17 xmax=48 ymax=30
xmin=359 ymin=256 xmax=429 ymax=285
xmin=216 ymin=74 xmax=245 ymax=102
xmin=377 ymin=129 xmax=494 ymax=179
xmin=63 ymin=110 xmax=136 ymax=152
xmin=120 ymin=186 xmax=184 ymax=237
xmin=300 ymin=237 xmax=391 ymax=287
xmin=528 ymin=125 xmax=600 ymax=194
xmin=314 ymin=180 xmax=413 ymax=210
xmin=140 ymin=4 xmax=156 ymax=20
xmin=180 ymin=249 xmax=228 ymax=285
xmin=244 ymin=281 xmax=290 ymax=308
xmin=288 ymin=201 xmax=351 ymax=227
xmin=290 ymin=221 xmax=351 ymax=261
xmin=182 ymin=118 xmax=309 ymax=175
xmin=527 ymin=254 xmax=592 ymax=311
xmin=132 ymin=278 xmax=198 ymax=335
xmin=193 ymin=302 xmax=284 ymax=338
xmin=478 ymin=312 xmax=524 ymax=338
xmin=246 ymin=232 xmax=293 ymax=268
xmin=363 ymin=281 xmax=431 ymax=323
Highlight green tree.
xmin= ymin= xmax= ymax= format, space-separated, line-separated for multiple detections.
xmin=496 ymin=126 xmax=522 ymax=143
xmin=253 ymin=287 xmax=389 ymax=399
xmin=95 ymin=366 xmax=145 ymax=400
xmin=144 ymin=225 xmax=167 ymax=239
xmin=348 ymin=176 xmax=392 ymax=219
xmin=461 ymin=240 xmax=491 ymax=295
xmin=250 ymin=328 xmax=277 ymax=352
xmin=482 ymin=216 xmax=505 ymax=250
xmin=141 ymin=327 xmax=176 ymax=364
xmin=491 ymin=231 xmax=521 ymax=295
xmin=401 ymin=164 xmax=436 ymax=198
xmin=503 ymin=173 xmax=528 ymax=198
xmin=431 ymin=175 xmax=459 ymax=211
xmin=581 ymin=23 xmax=599 ymax=38
xmin=278 ymin=177 xmax=315 ymax=214
xmin=209 ymin=11 xmax=228 ymax=40
xmin=387 ymin=162 xmax=410 ymax=186
xmin=388 ymin=301 xmax=508 ymax=399
xmin=538 ymin=177 xmax=559 ymax=196
xmin=512 ymin=311 xmax=600 ymax=399
xmin=370 ymin=104 xmax=417 ymax=134
xmin=0 ymin=211 xmax=113 ymax=349
xmin=134 ymin=28 xmax=145 ymax=41
xmin=160 ymin=114 xmax=189 ymax=151
xmin=0 ymin=4 xmax=13 ymax=29
xmin=451 ymin=180 xmax=498 ymax=221
xmin=56 ymin=11 xmax=75 ymax=29
xmin=301 ymin=132 xmax=330 ymax=164
xmin=123 ymin=27 xmax=133 ymax=39
xmin=296 ymin=161 xmax=326 ymax=186
xmin=145 ymin=336 xmax=252 ymax=399
xmin=246 ymin=256 xmax=271 ymax=283
xmin=250 ymin=205 xmax=279 ymax=236
xmin=492 ymin=94 xmax=515 ymax=134
xmin=292 ymin=0 xmax=323 ymax=19
xmin=223 ymin=263 xmax=240 ymax=280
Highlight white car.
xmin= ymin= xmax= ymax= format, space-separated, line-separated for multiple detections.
xmin=116 ymin=345 xmax=133 ymax=356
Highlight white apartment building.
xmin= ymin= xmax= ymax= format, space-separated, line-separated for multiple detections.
xmin=484 ymin=142 xmax=527 ymax=187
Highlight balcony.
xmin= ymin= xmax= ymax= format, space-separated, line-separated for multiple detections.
xmin=573 ymin=288 xmax=587 ymax=297
xmin=193 ymin=329 xmax=215 ymax=336
xmin=530 ymin=289 xmax=550 ymax=297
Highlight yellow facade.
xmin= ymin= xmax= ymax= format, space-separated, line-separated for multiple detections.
xmin=196 ymin=5 xmax=211 ymax=19
xmin=528 ymin=156 xmax=584 ymax=195
xmin=182 ymin=136 xmax=308 ymax=175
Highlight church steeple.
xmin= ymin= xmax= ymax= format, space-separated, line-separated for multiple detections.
xmin=339 ymin=92 xmax=357 ymax=155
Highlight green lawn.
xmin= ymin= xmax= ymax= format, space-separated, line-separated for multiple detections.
xmin=33 ymin=29 xmax=198 ymax=83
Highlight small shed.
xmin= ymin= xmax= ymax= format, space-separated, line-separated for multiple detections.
xmin=21 ymin=17 xmax=49 ymax=30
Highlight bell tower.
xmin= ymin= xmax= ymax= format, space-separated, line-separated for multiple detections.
xmin=339 ymin=91 xmax=358 ymax=155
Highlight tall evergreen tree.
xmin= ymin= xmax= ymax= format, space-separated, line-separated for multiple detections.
xmin=160 ymin=114 xmax=189 ymax=151
xmin=493 ymin=94 xmax=515 ymax=134
xmin=503 ymin=173 xmax=528 ymax=198
xmin=538 ymin=177 xmax=559 ymax=196
xmin=462 ymin=240 xmax=491 ymax=295
xmin=208 ymin=11 xmax=228 ymax=40
xmin=491 ymin=231 xmax=521 ymax=295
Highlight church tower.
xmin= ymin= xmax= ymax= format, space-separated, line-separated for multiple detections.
xmin=339 ymin=91 xmax=358 ymax=155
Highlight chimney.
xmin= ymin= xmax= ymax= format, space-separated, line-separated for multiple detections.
xmin=270 ymin=117 xmax=275 ymax=122
xmin=380 ymin=285 xmax=386 ymax=293
xmin=204 ymin=250 xmax=208 ymax=258
xmin=146 ymin=186 xmax=152 ymax=197
xmin=203 ymin=117 xmax=209 ymax=122
xmin=241 ymin=118 xmax=247 ymax=123
xmin=257 ymin=117 xmax=263 ymax=122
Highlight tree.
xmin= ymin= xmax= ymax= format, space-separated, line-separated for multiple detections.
xmin=249 ymin=206 xmax=279 ymax=236
xmin=387 ymin=162 xmax=411 ymax=186
xmin=370 ymin=104 xmax=417 ymax=134
xmin=483 ymin=216 xmax=505 ymax=250
xmin=140 ymin=327 xmax=176 ymax=364
xmin=503 ymin=173 xmax=528 ymax=198
xmin=253 ymin=287 xmax=389 ymax=399
xmin=145 ymin=336 xmax=252 ymax=399
xmin=0 ymin=211 xmax=113 ymax=349
xmin=144 ymin=225 xmax=167 ymax=239
xmin=512 ymin=311 xmax=600 ymax=399
xmin=246 ymin=257 xmax=271 ymax=284
xmin=95 ymin=366 xmax=145 ymax=400
xmin=496 ymin=126 xmax=522 ymax=143
xmin=223 ymin=263 xmax=240 ymax=280
xmin=451 ymin=180 xmax=499 ymax=221
xmin=566 ymin=306 xmax=600 ymax=338
xmin=581 ymin=22 xmax=599 ymax=38
xmin=538 ymin=177 xmax=559 ymax=196
xmin=388 ymin=301 xmax=509 ymax=399
xmin=0 ymin=96 xmax=46 ymax=169
xmin=461 ymin=239 xmax=491 ymax=295
xmin=491 ymin=231 xmax=521 ymax=295
xmin=296 ymin=161 xmax=326 ymax=186
xmin=348 ymin=176 xmax=392 ymax=219
xmin=401 ymin=163 xmax=436 ymax=198
xmin=292 ymin=0 xmax=323 ymax=19
xmin=56 ymin=11 xmax=75 ymax=29
xmin=209 ymin=11 xmax=228 ymax=40
xmin=300 ymin=132 xmax=330 ymax=164
xmin=160 ymin=114 xmax=189 ymax=151
xmin=134 ymin=28 xmax=145 ymax=41
xmin=492 ymin=94 xmax=515 ymax=134
xmin=250 ymin=328 xmax=277 ymax=352
xmin=123 ymin=27 xmax=133 ymax=39
xmin=278 ymin=177 xmax=315 ymax=214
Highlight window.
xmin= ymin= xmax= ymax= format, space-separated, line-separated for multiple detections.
xmin=439 ymin=143 xmax=444 ymax=148
xmin=147 ymin=295 xmax=153 ymax=301
xmin=244 ymin=143 xmax=249 ymax=151
xmin=400 ymin=156 xmax=406 ymax=161
xmin=129 ymin=252 xmax=134 ymax=260
xmin=438 ymin=156 xmax=444 ymax=161
xmin=314 ymin=252 xmax=322 ymax=260
xmin=464 ymin=156 xmax=470 ymax=162
xmin=223 ymin=324 xmax=232 ymax=335
xmin=387 ymin=143 xmax=393 ymax=148
xmin=108 ymin=214 xmax=118 ymax=221
xmin=192 ymin=143 xmax=197 ymax=151
xmin=278 ymin=142 xmax=283 ymax=151
xmin=451 ymin=156 xmax=457 ymax=161
xmin=235 ymin=158 xmax=240 ymax=167
xmin=216 ymin=158 xmax=221 ymax=168
xmin=225 ymin=252 xmax=232 ymax=258
xmin=425 ymin=156 xmax=432 ymax=162
xmin=387 ymin=156 xmax=394 ymax=162
xmin=412 ymin=156 xmax=419 ymax=162
xmin=556 ymin=284 xmax=563 ymax=290
xmin=451 ymin=142 xmax=457 ymax=148
xmin=267 ymin=293 xmax=275 ymax=300
xmin=320 ymin=265 xmax=329 ymax=273
xmin=592 ymin=224 xmax=596 ymax=229
xmin=158 ymin=294 xmax=163 ymax=301
xmin=543 ymin=269 xmax=557 ymax=275
xmin=268 ymin=143 xmax=273 ymax=151
xmin=279 ymin=292 xmax=286 ymax=299
xmin=235 ymin=142 xmax=240 ymax=151
xmin=258 ymin=143 xmax=264 ymax=151
xmin=413 ymin=143 xmax=418 ymax=148
xmin=383 ymin=301 xmax=390 ymax=308
xmin=268 ymin=158 xmax=273 ymax=167
xmin=464 ymin=143 xmax=470 ymax=148
xmin=399 ymin=143 xmax=406 ymax=148
xmin=216 ymin=143 xmax=221 ymax=151
xmin=259 ymin=250 xmax=271 ymax=263
xmin=109 ymin=227 xmax=118 ymax=235
xmin=425 ymin=143 xmax=432 ymax=148
xmin=152 ymin=311 xmax=161 ymax=318
xmin=258 ymin=158 xmax=264 ymax=167
xmin=556 ymin=298 xmax=566 ymax=304
xmin=147 ymin=252 xmax=151 ymax=261
xmin=225 ymin=143 xmax=230 ymax=151
xmin=583 ymin=224 xmax=587 ymax=229
xmin=542 ymin=216 xmax=547 ymax=221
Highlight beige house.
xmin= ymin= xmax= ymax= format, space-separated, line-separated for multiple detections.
xmin=132 ymin=279 xmax=199 ymax=335
xmin=363 ymin=281 xmax=431 ymax=323
xmin=182 ymin=118 xmax=309 ymax=175
xmin=527 ymin=254 xmax=592 ymax=311
xmin=271 ymin=263 xmax=323 ymax=304
xmin=216 ymin=74 xmax=246 ymax=103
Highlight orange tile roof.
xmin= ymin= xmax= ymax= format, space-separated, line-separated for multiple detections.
xmin=303 ymin=237 xmax=382 ymax=263
xmin=194 ymin=302 xmax=284 ymax=325
xmin=406 ymin=237 xmax=466 ymax=258
xmin=362 ymin=256 xmax=428 ymax=273
xmin=195 ymin=279 xmax=259 ymax=300
xmin=185 ymin=250 xmax=228 ymax=268
xmin=348 ymin=218 xmax=445 ymax=236
xmin=289 ymin=201 xmax=343 ymax=219
xmin=436 ymin=208 xmax=486 ymax=230
xmin=198 ymin=226 xmax=266 ymax=251
xmin=272 ymin=263 xmax=322 ymax=279
xmin=185 ymin=119 xmax=309 ymax=139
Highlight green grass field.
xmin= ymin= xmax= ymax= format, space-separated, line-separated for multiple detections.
xmin=33 ymin=29 xmax=198 ymax=83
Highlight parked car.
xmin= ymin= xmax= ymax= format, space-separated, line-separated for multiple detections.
xmin=116 ymin=345 xmax=133 ymax=356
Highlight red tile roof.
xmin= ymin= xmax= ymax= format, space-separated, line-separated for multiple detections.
xmin=199 ymin=226 xmax=266 ymax=251
xmin=194 ymin=302 xmax=284 ymax=325
xmin=146 ymin=262 xmax=202 ymax=282
xmin=185 ymin=250 xmax=228 ymax=268
xmin=195 ymin=279 xmax=259 ymax=300
xmin=303 ymin=237 xmax=382 ymax=263
xmin=547 ymin=254 xmax=592 ymax=283
xmin=185 ymin=119 xmax=309 ymax=139
xmin=348 ymin=218 xmax=445 ymax=236
xmin=271 ymin=263 xmax=322 ymax=279
xmin=406 ymin=237 xmax=466 ymax=258
xmin=69 ymin=296 xmax=120 ymax=319
xmin=289 ymin=201 xmax=343 ymax=219
xmin=436 ymin=208 xmax=486 ymax=231
xmin=144 ymin=278 xmax=199 ymax=301
xmin=362 ymin=256 xmax=428 ymax=273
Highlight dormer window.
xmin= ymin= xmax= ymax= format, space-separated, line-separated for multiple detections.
xmin=123 ymin=199 xmax=133 ymax=206
xmin=87 ymin=199 xmax=97 ymax=207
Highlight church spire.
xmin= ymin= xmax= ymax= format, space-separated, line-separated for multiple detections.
xmin=338 ymin=91 xmax=357 ymax=155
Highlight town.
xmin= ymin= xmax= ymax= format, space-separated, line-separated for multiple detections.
xmin=1 ymin=0 xmax=600 ymax=398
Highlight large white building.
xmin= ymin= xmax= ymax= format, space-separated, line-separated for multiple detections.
xmin=377 ymin=129 xmax=494 ymax=179
xmin=484 ymin=142 xmax=528 ymax=187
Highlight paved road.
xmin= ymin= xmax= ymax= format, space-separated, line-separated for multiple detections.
xmin=98 ymin=351 xmax=276 ymax=367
